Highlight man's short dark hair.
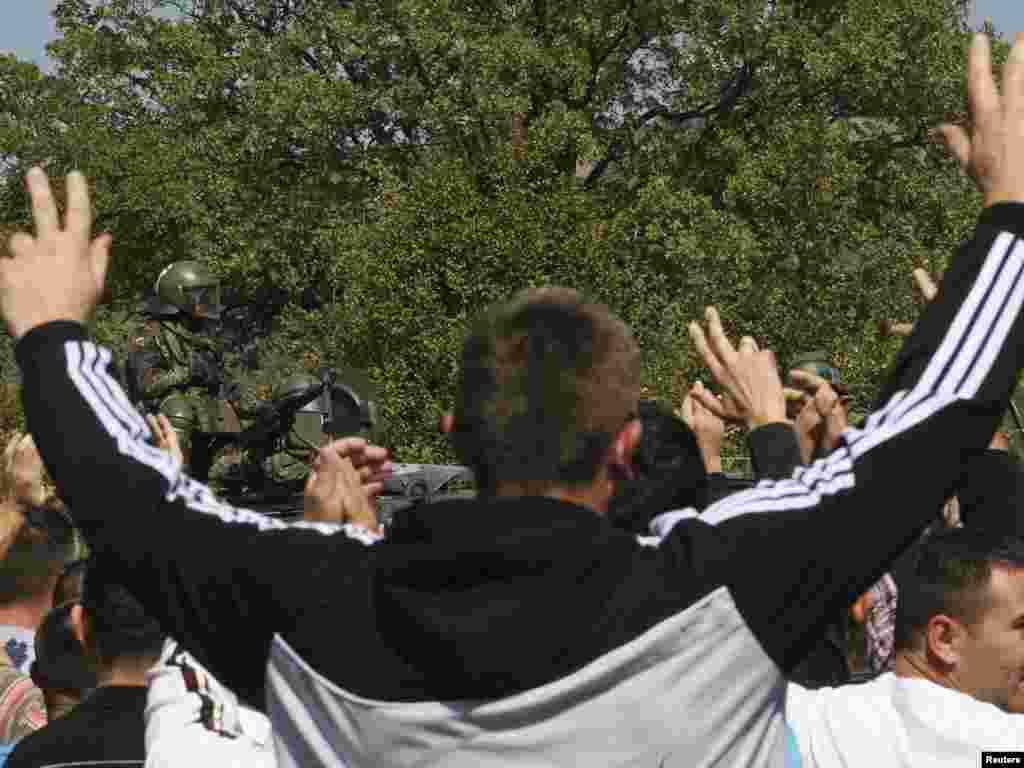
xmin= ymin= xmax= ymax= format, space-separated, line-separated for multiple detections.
xmin=32 ymin=602 xmax=97 ymax=694
xmin=81 ymin=561 xmax=164 ymax=664
xmin=606 ymin=400 xmax=708 ymax=535
xmin=894 ymin=528 xmax=1024 ymax=653
xmin=0 ymin=500 xmax=75 ymax=606
xmin=453 ymin=287 xmax=641 ymax=494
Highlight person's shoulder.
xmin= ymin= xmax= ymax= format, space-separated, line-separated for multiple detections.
xmin=787 ymin=673 xmax=896 ymax=716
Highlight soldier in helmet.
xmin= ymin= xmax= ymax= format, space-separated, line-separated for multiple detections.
xmin=261 ymin=370 xmax=380 ymax=489
xmin=127 ymin=262 xmax=240 ymax=479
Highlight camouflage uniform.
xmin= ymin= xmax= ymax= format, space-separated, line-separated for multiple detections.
xmin=131 ymin=263 xmax=246 ymax=489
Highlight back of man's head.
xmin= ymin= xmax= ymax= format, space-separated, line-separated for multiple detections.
xmin=77 ymin=561 xmax=164 ymax=669
xmin=453 ymin=287 xmax=641 ymax=495
xmin=0 ymin=501 xmax=75 ymax=608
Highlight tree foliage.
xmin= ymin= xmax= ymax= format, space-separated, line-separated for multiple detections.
xmin=0 ymin=0 xmax=1002 ymax=465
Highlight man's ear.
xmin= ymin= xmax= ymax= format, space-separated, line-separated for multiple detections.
xmin=439 ymin=412 xmax=455 ymax=435
xmin=925 ymin=614 xmax=965 ymax=668
xmin=69 ymin=603 xmax=88 ymax=652
xmin=610 ymin=419 xmax=643 ymax=475
xmin=851 ymin=591 xmax=873 ymax=624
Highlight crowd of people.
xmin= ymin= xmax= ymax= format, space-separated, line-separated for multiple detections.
xmin=0 ymin=30 xmax=1020 ymax=768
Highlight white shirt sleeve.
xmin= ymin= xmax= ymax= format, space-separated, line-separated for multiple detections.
xmin=145 ymin=639 xmax=276 ymax=768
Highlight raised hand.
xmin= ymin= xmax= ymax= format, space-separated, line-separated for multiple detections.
xmin=937 ymin=33 xmax=1024 ymax=207
xmin=303 ymin=437 xmax=392 ymax=529
xmin=881 ymin=268 xmax=941 ymax=339
xmin=677 ymin=382 xmax=725 ymax=473
xmin=790 ymin=370 xmax=848 ymax=464
xmin=1 ymin=169 xmax=111 ymax=340
xmin=688 ymin=307 xmax=786 ymax=430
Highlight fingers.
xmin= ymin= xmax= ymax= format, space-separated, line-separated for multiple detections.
xmin=64 ymin=171 xmax=93 ymax=245
xmin=788 ymin=369 xmax=828 ymax=393
xmin=690 ymin=390 xmax=719 ymax=425
xmin=27 ymin=168 xmax=59 ymax=241
xmin=678 ymin=391 xmax=695 ymax=426
xmin=704 ymin=307 xmax=738 ymax=367
xmin=1003 ymin=33 xmax=1024 ymax=127
xmin=738 ymin=336 xmax=758 ymax=354
xmin=968 ymin=33 xmax=999 ymax=139
xmin=321 ymin=437 xmax=367 ymax=460
xmin=882 ymin=320 xmax=914 ymax=338
xmin=912 ymin=268 xmax=938 ymax=303
xmin=797 ymin=396 xmax=822 ymax=428
xmin=813 ymin=383 xmax=839 ymax=415
xmin=7 ymin=233 xmax=33 ymax=260
xmin=691 ymin=385 xmax=729 ymax=420
xmin=90 ymin=233 xmax=112 ymax=293
xmin=321 ymin=437 xmax=391 ymax=471
xmin=689 ymin=319 xmax=728 ymax=387
xmin=937 ymin=124 xmax=972 ymax=173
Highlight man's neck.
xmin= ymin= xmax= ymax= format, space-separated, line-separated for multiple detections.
xmin=493 ymin=478 xmax=610 ymax=516
xmin=94 ymin=659 xmax=156 ymax=688
xmin=893 ymin=650 xmax=959 ymax=692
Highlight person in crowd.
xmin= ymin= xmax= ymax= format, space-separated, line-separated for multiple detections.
xmin=0 ymin=500 xmax=76 ymax=676
xmin=0 ymin=496 xmax=72 ymax=755
xmin=7 ymin=561 xmax=164 ymax=768
xmin=6 ymin=31 xmax=1024 ymax=768
xmin=787 ymin=527 xmax=1024 ymax=766
xmin=1 ymin=435 xmax=46 ymax=509
xmin=0 ymin=623 xmax=45 ymax=758
xmin=144 ymin=641 xmax=274 ymax=768
xmin=29 ymin=600 xmax=97 ymax=723
xmin=604 ymin=399 xmax=709 ymax=536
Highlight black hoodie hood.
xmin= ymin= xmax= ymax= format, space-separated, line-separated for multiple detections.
xmin=370 ymin=496 xmax=647 ymax=700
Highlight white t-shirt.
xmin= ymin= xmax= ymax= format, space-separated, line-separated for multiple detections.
xmin=786 ymin=673 xmax=1024 ymax=767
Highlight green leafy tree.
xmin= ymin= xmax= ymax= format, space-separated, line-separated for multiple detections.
xmin=0 ymin=0 xmax=1003 ymax=466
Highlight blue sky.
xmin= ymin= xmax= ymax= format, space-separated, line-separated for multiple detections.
xmin=2 ymin=1 xmax=1023 ymax=67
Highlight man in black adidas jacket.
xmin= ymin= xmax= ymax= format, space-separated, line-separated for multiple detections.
xmin=6 ymin=33 xmax=1024 ymax=768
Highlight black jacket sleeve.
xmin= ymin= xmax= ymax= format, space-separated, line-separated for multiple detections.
xmin=662 ymin=204 xmax=1024 ymax=674
xmin=705 ymin=472 xmax=734 ymax=505
xmin=15 ymin=324 xmax=377 ymax=707
xmin=748 ymin=422 xmax=802 ymax=481
xmin=957 ymin=448 xmax=1024 ymax=535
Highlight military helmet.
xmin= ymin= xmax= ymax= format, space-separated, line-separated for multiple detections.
xmin=155 ymin=261 xmax=222 ymax=316
xmin=273 ymin=373 xmax=323 ymax=403
xmin=274 ymin=373 xmax=330 ymax=451
xmin=326 ymin=367 xmax=380 ymax=439
xmin=790 ymin=350 xmax=842 ymax=391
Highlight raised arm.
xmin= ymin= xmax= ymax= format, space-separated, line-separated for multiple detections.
xmin=664 ymin=34 xmax=1024 ymax=675
xmin=2 ymin=171 xmax=379 ymax=707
